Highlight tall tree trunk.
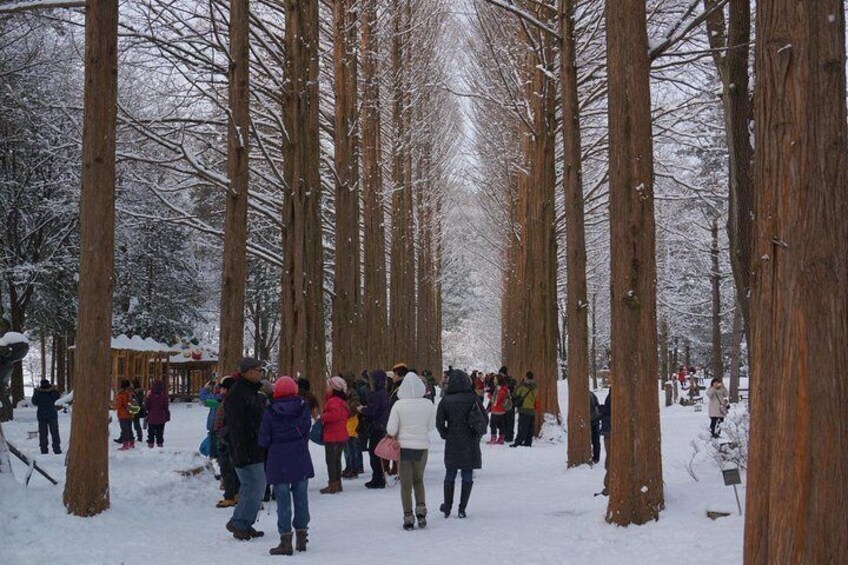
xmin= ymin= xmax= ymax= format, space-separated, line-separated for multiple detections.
xmin=744 ymin=2 xmax=848 ymax=561
xmin=360 ymin=0 xmax=388 ymax=370
xmin=604 ymin=0 xmax=664 ymax=525
xmin=710 ymin=218 xmax=723 ymax=381
xmin=590 ymin=291 xmax=598 ymax=390
xmin=518 ymin=3 xmax=559 ymax=430
xmin=561 ymin=0 xmax=590 ymax=466
xmin=56 ymin=333 xmax=66 ymax=393
xmin=659 ymin=316 xmax=669 ymax=383
xmin=218 ymin=0 xmax=251 ymax=375
xmin=332 ymin=0 xmax=361 ymax=375
xmin=704 ymin=0 xmax=753 ymax=378
xmin=280 ymin=0 xmax=326 ymax=391
xmin=389 ymin=0 xmax=416 ymax=367
xmin=63 ymin=0 xmax=118 ymax=517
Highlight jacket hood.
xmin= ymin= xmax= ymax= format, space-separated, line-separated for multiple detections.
xmin=446 ymin=370 xmax=472 ymax=394
xmin=397 ymin=372 xmax=426 ymax=399
xmin=268 ymin=396 xmax=305 ymax=418
xmin=151 ymin=381 xmax=165 ymax=394
xmin=370 ymin=369 xmax=387 ymax=391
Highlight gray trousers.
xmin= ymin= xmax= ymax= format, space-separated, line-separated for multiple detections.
xmin=399 ymin=450 xmax=428 ymax=515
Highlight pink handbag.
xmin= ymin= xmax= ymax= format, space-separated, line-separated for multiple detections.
xmin=375 ymin=436 xmax=400 ymax=461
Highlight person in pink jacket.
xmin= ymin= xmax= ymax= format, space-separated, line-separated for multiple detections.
xmin=320 ymin=376 xmax=350 ymax=494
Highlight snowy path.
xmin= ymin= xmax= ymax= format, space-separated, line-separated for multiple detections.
xmin=1 ymin=384 xmax=744 ymax=564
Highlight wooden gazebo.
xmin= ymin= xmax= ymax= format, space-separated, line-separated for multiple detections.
xmin=167 ymin=341 xmax=219 ymax=401
xmin=68 ymin=334 xmax=176 ymax=395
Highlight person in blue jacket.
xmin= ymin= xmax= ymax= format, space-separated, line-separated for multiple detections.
xmin=599 ymin=387 xmax=612 ymax=496
xmin=259 ymin=376 xmax=313 ymax=555
xmin=32 ymin=379 xmax=61 ymax=454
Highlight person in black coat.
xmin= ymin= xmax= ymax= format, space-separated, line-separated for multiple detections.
xmin=32 ymin=379 xmax=61 ymax=454
xmin=589 ymin=391 xmax=601 ymax=463
xmin=224 ymin=357 xmax=268 ymax=540
xmin=435 ymin=370 xmax=486 ymax=518
xmin=599 ymin=388 xmax=612 ymax=495
xmin=357 ymin=369 xmax=390 ymax=489
xmin=498 ymin=366 xmax=517 ymax=442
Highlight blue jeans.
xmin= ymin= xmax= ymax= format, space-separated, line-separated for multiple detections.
xmin=445 ymin=468 xmax=473 ymax=483
xmin=231 ymin=463 xmax=266 ymax=530
xmin=273 ymin=480 xmax=310 ymax=534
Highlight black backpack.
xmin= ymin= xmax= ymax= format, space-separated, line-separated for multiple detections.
xmin=467 ymin=399 xmax=488 ymax=436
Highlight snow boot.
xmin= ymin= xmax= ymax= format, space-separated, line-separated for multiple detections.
xmin=403 ymin=512 xmax=415 ymax=531
xmin=226 ymin=521 xmax=252 ymax=541
xmin=458 ymin=481 xmax=473 ymax=518
xmin=216 ymin=498 xmax=237 ymax=508
xmin=157 ymin=442 xmax=163 ymax=448
xmin=118 ymin=441 xmax=131 ymax=451
xmin=416 ymin=503 xmax=427 ymax=528
xmin=295 ymin=529 xmax=308 ymax=552
xmin=129 ymin=440 xmax=136 ymax=449
xmin=320 ymin=480 xmax=342 ymax=494
xmin=365 ymin=478 xmax=386 ymax=489
xmin=496 ymin=435 xmax=505 ymax=445
xmin=486 ymin=434 xmax=497 ymax=444
xmin=148 ymin=443 xmax=154 ymax=448
xmin=269 ymin=532 xmax=293 ymax=556
xmin=440 ymin=481 xmax=454 ymax=518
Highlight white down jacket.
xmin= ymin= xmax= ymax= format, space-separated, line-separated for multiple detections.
xmin=386 ymin=372 xmax=436 ymax=450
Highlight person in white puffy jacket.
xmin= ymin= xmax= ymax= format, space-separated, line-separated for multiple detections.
xmin=386 ymin=372 xmax=436 ymax=530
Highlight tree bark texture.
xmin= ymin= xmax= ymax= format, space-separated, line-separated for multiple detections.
xmin=218 ymin=0 xmax=250 ymax=375
xmin=389 ymin=0 xmax=416 ymax=368
xmin=604 ymin=0 xmax=664 ymax=525
xmin=359 ymin=0 xmax=389 ymax=370
xmin=280 ymin=0 xmax=327 ymax=390
xmin=744 ymin=2 xmax=848 ymax=562
xmin=728 ymin=301 xmax=742 ymax=403
xmin=704 ymin=0 xmax=753 ymax=377
xmin=711 ymin=217 xmax=723 ymax=381
xmin=517 ymin=2 xmax=560 ymax=430
xmin=560 ymin=0 xmax=591 ymax=466
xmin=63 ymin=0 xmax=118 ymax=517
xmin=331 ymin=0 xmax=362 ymax=375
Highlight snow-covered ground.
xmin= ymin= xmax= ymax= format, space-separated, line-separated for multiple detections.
xmin=1 ymin=383 xmax=744 ymax=565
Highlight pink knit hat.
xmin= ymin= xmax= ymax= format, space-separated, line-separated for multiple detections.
xmin=328 ymin=376 xmax=348 ymax=393
xmin=273 ymin=376 xmax=298 ymax=399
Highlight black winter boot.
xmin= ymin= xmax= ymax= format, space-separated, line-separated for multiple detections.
xmin=403 ymin=512 xmax=415 ymax=531
xmin=269 ymin=532 xmax=293 ymax=555
xmin=415 ymin=503 xmax=427 ymax=528
xmin=458 ymin=481 xmax=473 ymax=518
xmin=295 ymin=529 xmax=308 ymax=552
xmin=439 ymin=481 xmax=455 ymax=518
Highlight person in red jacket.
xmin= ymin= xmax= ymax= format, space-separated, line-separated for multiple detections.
xmin=115 ymin=379 xmax=135 ymax=450
xmin=487 ymin=375 xmax=509 ymax=445
xmin=320 ymin=376 xmax=350 ymax=494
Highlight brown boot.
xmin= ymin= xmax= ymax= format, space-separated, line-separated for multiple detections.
xmin=320 ymin=480 xmax=341 ymax=494
xmin=295 ymin=529 xmax=308 ymax=552
xmin=269 ymin=532 xmax=293 ymax=556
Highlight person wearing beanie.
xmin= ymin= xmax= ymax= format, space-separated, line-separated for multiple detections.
xmin=259 ymin=376 xmax=314 ymax=555
xmin=296 ymin=377 xmax=319 ymax=418
xmin=31 ymin=379 xmax=61 ymax=454
xmin=357 ymin=369 xmax=390 ymax=489
xmin=386 ymin=372 xmax=436 ymax=530
xmin=319 ymin=376 xmax=350 ymax=494
xmin=224 ymin=357 xmax=268 ymax=540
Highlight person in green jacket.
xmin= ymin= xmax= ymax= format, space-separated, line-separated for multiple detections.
xmin=509 ymin=372 xmax=538 ymax=448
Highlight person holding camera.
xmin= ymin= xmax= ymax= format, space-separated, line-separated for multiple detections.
xmin=706 ymin=377 xmax=730 ymax=438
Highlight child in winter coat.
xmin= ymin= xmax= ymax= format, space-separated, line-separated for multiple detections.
xmin=144 ymin=380 xmax=170 ymax=447
xmin=259 ymin=376 xmax=314 ymax=555
xmin=706 ymin=378 xmax=730 ymax=438
xmin=320 ymin=376 xmax=350 ymax=494
xmin=386 ymin=372 xmax=436 ymax=530
xmin=131 ymin=378 xmax=146 ymax=442
xmin=115 ymin=380 xmax=135 ymax=450
xmin=487 ymin=375 xmax=509 ymax=444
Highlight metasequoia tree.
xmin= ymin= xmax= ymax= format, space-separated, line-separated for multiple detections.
xmin=389 ymin=0 xmax=416 ymax=367
xmin=743 ymin=1 xmax=848 ymax=561
xmin=64 ymin=0 xmax=119 ymax=517
xmin=604 ymin=0 xmax=663 ymax=525
xmin=217 ymin=0 xmax=250 ymax=374
xmin=331 ymin=0 xmax=362 ymax=375
xmin=703 ymin=0 xmax=753 ymax=361
xmin=280 ymin=0 xmax=327 ymax=387
xmin=359 ymin=0 xmax=389 ymax=369
xmin=560 ymin=0 xmax=591 ymax=466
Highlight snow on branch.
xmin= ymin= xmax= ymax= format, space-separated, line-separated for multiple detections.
xmin=0 ymin=0 xmax=84 ymax=14
xmin=477 ymin=0 xmax=561 ymax=41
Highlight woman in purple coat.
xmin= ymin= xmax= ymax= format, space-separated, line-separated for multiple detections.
xmin=259 ymin=376 xmax=314 ymax=556
xmin=144 ymin=380 xmax=170 ymax=448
